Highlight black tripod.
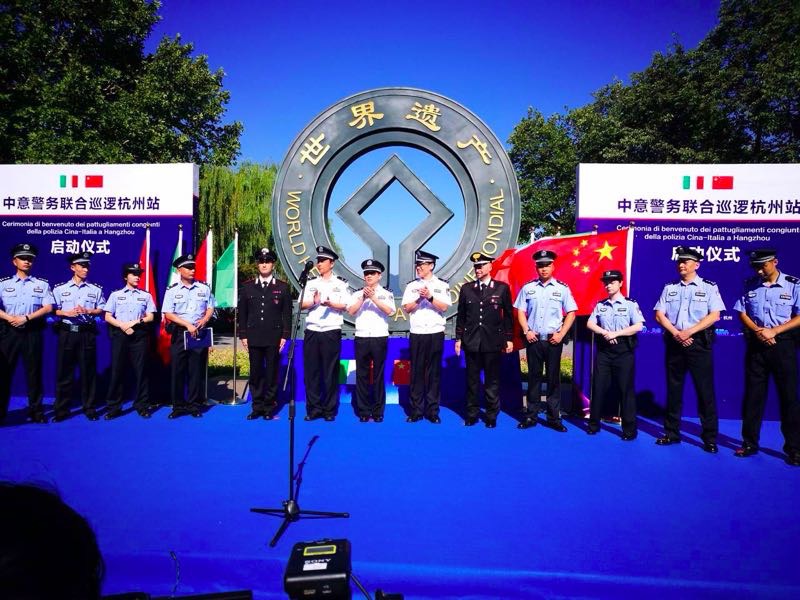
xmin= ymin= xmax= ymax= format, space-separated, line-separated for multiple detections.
xmin=251 ymin=264 xmax=349 ymax=547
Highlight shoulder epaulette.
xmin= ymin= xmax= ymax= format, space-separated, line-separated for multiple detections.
xmin=36 ymin=277 xmax=49 ymax=283
xmin=555 ymin=279 xmax=570 ymax=287
xmin=785 ymin=275 xmax=799 ymax=284
xmin=404 ymin=279 xmax=416 ymax=286
xmin=385 ymin=288 xmax=393 ymax=294
xmin=197 ymin=280 xmax=209 ymax=286
xmin=307 ymin=275 xmax=317 ymax=281
xmin=522 ymin=279 xmax=537 ymax=287
xmin=167 ymin=282 xmax=178 ymax=289
xmin=54 ymin=280 xmax=70 ymax=288
xmin=438 ymin=277 xmax=449 ymax=284
xmin=91 ymin=283 xmax=103 ymax=290
xmin=0 ymin=276 xmax=10 ymax=283
xmin=704 ymin=279 xmax=718 ymax=287
xmin=337 ymin=275 xmax=348 ymax=283
xmin=628 ymin=297 xmax=638 ymax=304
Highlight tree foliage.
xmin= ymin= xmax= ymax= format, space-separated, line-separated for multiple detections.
xmin=509 ymin=0 xmax=800 ymax=240
xmin=199 ymin=163 xmax=277 ymax=280
xmin=0 ymin=0 xmax=242 ymax=165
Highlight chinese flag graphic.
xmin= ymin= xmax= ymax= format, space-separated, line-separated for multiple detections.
xmin=392 ymin=360 xmax=411 ymax=385
xmin=85 ymin=175 xmax=104 ymax=188
xmin=492 ymin=228 xmax=633 ymax=316
xmin=712 ymin=175 xmax=734 ymax=190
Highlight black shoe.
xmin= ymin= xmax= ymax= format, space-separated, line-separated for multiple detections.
xmin=406 ymin=415 xmax=422 ymax=423
xmin=517 ymin=417 xmax=536 ymax=429
xmin=586 ymin=428 xmax=599 ymax=436
xmin=263 ymin=412 xmax=275 ymax=421
xmin=190 ymin=410 xmax=203 ymax=418
xmin=546 ymin=421 xmax=568 ymax=433
xmin=359 ymin=415 xmax=370 ymax=423
xmin=304 ymin=414 xmax=322 ymax=421
xmin=247 ymin=411 xmax=263 ymax=420
xmin=30 ymin=412 xmax=48 ymax=424
xmin=373 ymin=415 xmax=383 ymax=423
xmin=785 ymin=453 xmax=800 ymax=467
xmin=703 ymin=442 xmax=719 ymax=454
xmin=168 ymin=410 xmax=183 ymax=419
xmin=137 ymin=409 xmax=152 ymax=419
xmin=464 ymin=417 xmax=479 ymax=426
xmin=52 ymin=411 xmax=70 ymax=423
xmin=85 ymin=409 xmax=99 ymax=421
xmin=104 ymin=409 xmax=123 ymax=421
xmin=655 ymin=435 xmax=680 ymax=446
xmin=426 ymin=415 xmax=441 ymax=424
xmin=485 ymin=420 xmax=496 ymax=429
xmin=734 ymin=444 xmax=758 ymax=458
xmin=324 ymin=415 xmax=335 ymax=422
xmin=621 ymin=432 xmax=637 ymax=441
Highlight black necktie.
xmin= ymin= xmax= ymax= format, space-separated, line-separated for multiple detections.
xmin=480 ymin=283 xmax=486 ymax=292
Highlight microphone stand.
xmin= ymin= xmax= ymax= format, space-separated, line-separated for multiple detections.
xmin=250 ymin=266 xmax=349 ymax=547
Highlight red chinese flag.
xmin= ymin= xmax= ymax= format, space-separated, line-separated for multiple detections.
xmin=138 ymin=233 xmax=157 ymax=306
xmin=392 ymin=360 xmax=411 ymax=385
xmin=193 ymin=229 xmax=212 ymax=284
xmin=85 ymin=175 xmax=104 ymax=188
xmin=505 ymin=228 xmax=633 ymax=316
xmin=712 ymin=175 xmax=734 ymax=190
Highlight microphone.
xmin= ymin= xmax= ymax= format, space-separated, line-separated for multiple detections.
xmin=299 ymin=260 xmax=314 ymax=283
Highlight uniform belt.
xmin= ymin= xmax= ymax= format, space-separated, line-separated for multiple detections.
xmin=59 ymin=322 xmax=96 ymax=333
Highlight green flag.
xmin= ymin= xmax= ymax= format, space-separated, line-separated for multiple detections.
xmin=214 ymin=237 xmax=237 ymax=308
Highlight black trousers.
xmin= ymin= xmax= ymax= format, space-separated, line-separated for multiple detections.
xmin=54 ymin=329 xmax=97 ymax=414
xmin=742 ymin=336 xmax=800 ymax=454
xmin=106 ymin=329 xmax=150 ymax=411
xmin=524 ymin=339 xmax=564 ymax=423
xmin=170 ymin=331 xmax=208 ymax=411
xmin=663 ymin=335 xmax=718 ymax=443
xmin=409 ymin=332 xmax=444 ymax=418
xmin=464 ymin=350 xmax=502 ymax=420
xmin=248 ymin=344 xmax=280 ymax=413
xmin=590 ymin=344 xmax=637 ymax=435
xmin=303 ymin=329 xmax=341 ymax=417
xmin=0 ymin=327 xmax=44 ymax=419
xmin=354 ymin=336 xmax=388 ymax=417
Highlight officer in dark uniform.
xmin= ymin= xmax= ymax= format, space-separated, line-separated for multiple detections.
xmin=733 ymin=249 xmax=800 ymax=466
xmin=586 ymin=269 xmax=644 ymax=440
xmin=347 ymin=258 xmax=396 ymax=422
xmin=52 ymin=252 xmax=106 ymax=421
xmin=162 ymin=253 xmax=216 ymax=418
xmin=455 ymin=252 xmax=514 ymax=428
xmin=238 ymin=247 xmax=292 ymax=420
xmin=654 ymin=246 xmax=725 ymax=453
xmin=513 ymin=249 xmax=577 ymax=432
xmin=103 ymin=262 xmax=157 ymax=419
xmin=0 ymin=243 xmax=54 ymax=424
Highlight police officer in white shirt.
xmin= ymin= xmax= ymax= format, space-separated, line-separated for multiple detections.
xmin=301 ymin=245 xmax=349 ymax=421
xmin=401 ymin=250 xmax=452 ymax=423
xmin=347 ymin=258 xmax=396 ymax=422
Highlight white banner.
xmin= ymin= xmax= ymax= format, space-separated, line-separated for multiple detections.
xmin=0 ymin=163 xmax=198 ymax=217
xmin=578 ymin=163 xmax=800 ymax=222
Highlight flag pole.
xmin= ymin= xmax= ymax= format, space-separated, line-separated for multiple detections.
xmin=231 ymin=229 xmax=241 ymax=404
xmin=204 ymin=227 xmax=211 ymax=406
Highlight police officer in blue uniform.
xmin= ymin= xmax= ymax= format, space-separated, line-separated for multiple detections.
xmin=238 ymin=247 xmax=292 ymax=420
xmin=514 ymin=249 xmax=577 ymax=431
xmin=52 ymin=252 xmax=106 ymax=421
xmin=0 ymin=243 xmax=54 ymax=424
xmin=733 ymin=249 xmax=800 ymax=466
xmin=654 ymin=246 xmax=725 ymax=453
xmin=162 ymin=253 xmax=216 ymax=418
xmin=103 ymin=262 xmax=157 ymax=419
xmin=586 ymin=269 xmax=644 ymax=440
xmin=455 ymin=252 xmax=514 ymax=428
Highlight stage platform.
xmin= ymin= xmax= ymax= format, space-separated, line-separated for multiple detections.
xmin=1 ymin=397 xmax=798 ymax=599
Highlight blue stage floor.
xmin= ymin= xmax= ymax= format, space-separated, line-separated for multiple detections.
xmin=1 ymin=398 xmax=799 ymax=599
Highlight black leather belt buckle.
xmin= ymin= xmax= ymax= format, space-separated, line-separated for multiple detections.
xmin=69 ymin=324 xmax=80 ymax=333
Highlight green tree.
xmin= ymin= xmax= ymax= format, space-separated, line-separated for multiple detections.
xmin=509 ymin=0 xmax=799 ymax=237
xmin=508 ymin=109 xmax=577 ymax=239
xmin=0 ymin=0 xmax=241 ymax=165
xmin=199 ymin=162 xmax=277 ymax=280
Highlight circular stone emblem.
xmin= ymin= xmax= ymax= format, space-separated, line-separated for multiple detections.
xmin=272 ymin=87 xmax=520 ymax=332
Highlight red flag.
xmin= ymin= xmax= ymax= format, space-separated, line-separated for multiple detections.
xmin=194 ymin=229 xmax=213 ymax=286
xmin=712 ymin=175 xmax=734 ymax=190
xmin=137 ymin=229 xmax=157 ymax=306
xmin=502 ymin=228 xmax=633 ymax=316
xmin=392 ymin=360 xmax=411 ymax=385
xmin=85 ymin=175 xmax=104 ymax=188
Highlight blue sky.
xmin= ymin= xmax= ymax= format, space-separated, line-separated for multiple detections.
xmin=146 ymin=0 xmax=721 ymax=275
